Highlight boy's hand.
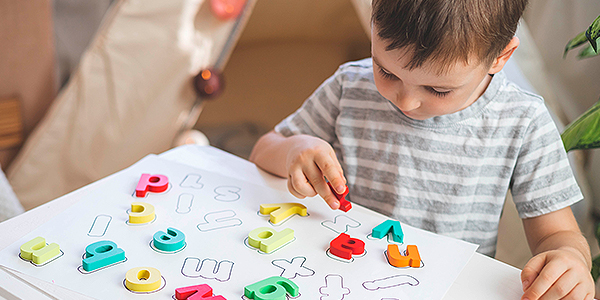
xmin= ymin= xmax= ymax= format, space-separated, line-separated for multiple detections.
xmin=285 ymin=135 xmax=346 ymax=209
xmin=521 ymin=247 xmax=594 ymax=300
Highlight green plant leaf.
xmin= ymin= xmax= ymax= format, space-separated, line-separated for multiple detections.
xmin=586 ymin=15 xmax=600 ymax=52
xmin=564 ymin=31 xmax=589 ymax=58
xmin=596 ymin=221 xmax=600 ymax=249
xmin=593 ymin=255 xmax=600 ymax=282
xmin=561 ymin=98 xmax=600 ymax=152
xmin=577 ymin=42 xmax=600 ymax=59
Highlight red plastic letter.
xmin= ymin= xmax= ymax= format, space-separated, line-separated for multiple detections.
xmin=175 ymin=284 xmax=226 ymax=300
xmin=135 ymin=173 xmax=169 ymax=197
xmin=387 ymin=244 xmax=421 ymax=268
xmin=327 ymin=182 xmax=352 ymax=212
xmin=329 ymin=233 xmax=365 ymax=260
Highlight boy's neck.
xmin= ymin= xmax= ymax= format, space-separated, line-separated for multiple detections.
xmin=464 ymin=73 xmax=493 ymax=110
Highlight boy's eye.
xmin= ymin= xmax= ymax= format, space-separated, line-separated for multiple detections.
xmin=426 ymin=87 xmax=451 ymax=97
xmin=378 ymin=67 xmax=397 ymax=80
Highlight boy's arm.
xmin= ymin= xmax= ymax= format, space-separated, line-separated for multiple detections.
xmin=249 ymin=130 xmax=293 ymax=178
xmin=249 ymin=130 xmax=347 ymax=209
xmin=520 ymin=207 xmax=594 ymax=300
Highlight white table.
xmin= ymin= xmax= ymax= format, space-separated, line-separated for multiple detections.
xmin=0 ymin=145 xmax=524 ymax=300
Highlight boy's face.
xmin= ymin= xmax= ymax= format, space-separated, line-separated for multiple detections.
xmin=371 ymin=30 xmax=493 ymax=120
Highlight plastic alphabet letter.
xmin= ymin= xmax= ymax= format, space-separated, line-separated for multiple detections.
xmin=20 ymin=237 xmax=60 ymax=265
xmin=125 ymin=267 xmax=162 ymax=292
xmin=329 ymin=233 xmax=365 ymax=260
xmin=153 ymin=227 xmax=186 ymax=252
xmin=372 ymin=220 xmax=404 ymax=243
xmin=82 ymin=240 xmax=125 ymax=272
xmin=387 ymin=244 xmax=421 ymax=268
xmin=244 ymin=276 xmax=299 ymax=300
xmin=248 ymin=227 xmax=294 ymax=253
xmin=129 ymin=202 xmax=155 ymax=224
xmin=327 ymin=182 xmax=351 ymax=212
xmin=135 ymin=173 xmax=169 ymax=197
xmin=175 ymin=284 xmax=226 ymax=300
xmin=259 ymin=203 xmax=307 ymax=224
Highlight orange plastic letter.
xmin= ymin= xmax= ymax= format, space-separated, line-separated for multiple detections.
xmin=387 ymin=244 xmax=421 ymax=268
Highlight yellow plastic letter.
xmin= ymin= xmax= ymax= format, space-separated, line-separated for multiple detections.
xmin=248 ymin=227 xmax=294 ymax=253
xmin=259 ymin=203 xmax=307 ymax=224
xmin=20 ymin=237 xmax=60 ymax=265
xmin=128 ymin=202 xmax=155 ymax=224
xmin=125 ymin=267 xmax=162 ymax=292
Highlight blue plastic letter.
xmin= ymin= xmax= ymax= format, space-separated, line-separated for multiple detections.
xmin=82 ymin=240 xmax=125 ymax=272
xmin=153 ymin=227 xmax=186 ymax=252
xmin=372 ymin=219 xmax=404 ymax=243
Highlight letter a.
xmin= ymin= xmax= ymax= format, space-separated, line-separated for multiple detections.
xmin=248 ymin=227 xmax=294 ymax=253
xmin=82 ymin=240 xmax=125 ymax=272
xmin=329 ymin=233 xmax=365 ymax=260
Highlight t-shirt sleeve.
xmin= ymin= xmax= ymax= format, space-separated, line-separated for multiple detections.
xmin=510 ymin=103 xmax=583 ymax=218
xmin=274 ymin=67 xmax=344 ymax=143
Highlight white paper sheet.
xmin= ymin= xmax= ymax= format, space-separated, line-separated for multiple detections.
xmin=0 ymin=155 xmax=478 ymax=299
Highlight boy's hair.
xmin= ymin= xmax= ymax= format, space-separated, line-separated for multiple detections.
xmin=372 ymin=0 xmax=528 ymax=73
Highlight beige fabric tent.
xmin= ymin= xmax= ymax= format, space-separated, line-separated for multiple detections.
xmin=7 ymin=0 xmax=256 ymax=210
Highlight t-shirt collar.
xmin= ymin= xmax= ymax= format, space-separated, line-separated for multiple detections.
xmin=384 ymin=71 xmax=505 ymax=128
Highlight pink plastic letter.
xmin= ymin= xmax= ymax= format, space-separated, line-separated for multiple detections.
xmin=175 ymin=284 xmax=226 ymax=300
xmin=135 ymin=173 xmax=169 ymax=197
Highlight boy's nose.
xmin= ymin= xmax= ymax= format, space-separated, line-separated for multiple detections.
xmin=395 ymin=93 xmax=421 ymax=112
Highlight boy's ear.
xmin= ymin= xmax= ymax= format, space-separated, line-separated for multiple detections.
xmin=488 ymin=37 xmax=520 ymax=74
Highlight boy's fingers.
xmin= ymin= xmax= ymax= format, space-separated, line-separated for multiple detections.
xmin=288 ymin=169 xmax=316 ymax=198
xmin=329 ymin=150 xmax=347 ymax=185
xmin=537 ymin=270 xmax=578 ymax=300
xmin=521 ymin=254 xmax=546 ymax=291
xmin=323 ymin=194 xmax=340 ymax=210
xmin=307 ymin=169 xmax=340 ymax=210
xmin=559 ymin=282 xmax=593 ymax=300
xmin=298 ymin=162 xmax=341 ymax=210
xmin=314 ymin=152 xmax=345 ymax=194
xmin=300 ymin=162 xmax=339 ymax=209
xmin=522 ymin=259 xmax=568 ymax=300
xmin=287 ymin=177 xmax=306 ymax=199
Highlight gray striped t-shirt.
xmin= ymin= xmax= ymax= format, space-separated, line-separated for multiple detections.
xmin=275 ymin=58 xmax=582 ymax=256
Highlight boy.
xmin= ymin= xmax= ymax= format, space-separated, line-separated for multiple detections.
xmin=249 ymin=0 xmax=594 ymax=299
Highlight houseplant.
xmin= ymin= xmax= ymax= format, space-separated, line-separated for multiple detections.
xmin=561 ymin=14 xmax=600 ymax=280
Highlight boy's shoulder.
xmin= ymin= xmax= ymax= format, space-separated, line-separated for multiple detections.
xmin=490 ymin=72 xmax=548 ymax=119
xmin=495 ymin=72 xmax=543 ymax=103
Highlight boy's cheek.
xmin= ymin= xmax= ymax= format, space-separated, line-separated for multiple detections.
xmin=373 ymin=78 xmax=393 ymax=101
